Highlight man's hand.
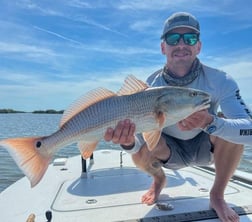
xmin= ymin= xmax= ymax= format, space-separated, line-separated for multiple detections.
xmin=104 ymin=119 xmax=136 ymax=146
xmin=177 ymin=109 xmax=213 ymax=131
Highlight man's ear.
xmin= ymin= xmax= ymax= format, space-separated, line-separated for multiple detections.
xmin=161 ymin=41 xmax=166 ymax=55
xmin=196 ymin=41 xmax=202 ymax=55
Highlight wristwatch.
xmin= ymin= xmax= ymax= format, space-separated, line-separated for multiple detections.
xmin=203 ymin=115 xmax=218 ymax=134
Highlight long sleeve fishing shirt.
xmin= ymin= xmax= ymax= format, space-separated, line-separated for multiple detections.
xmin=126 ymin=63 xmax=252 ymax=154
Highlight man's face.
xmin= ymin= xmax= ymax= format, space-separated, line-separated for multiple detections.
xmin=161 ymin=27 xmax=201 ymax=72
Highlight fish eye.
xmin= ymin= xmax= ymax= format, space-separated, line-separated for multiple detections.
xmin=190 ymin=91 xmax=198 ymax=97
xmin=36 ymin=141 xmax=42 ymax=148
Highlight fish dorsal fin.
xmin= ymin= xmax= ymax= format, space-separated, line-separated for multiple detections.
xmin=117 ymin=75 xmax=148 ymax=96
xmin=60 ymin=88 xmax=116 ymax=127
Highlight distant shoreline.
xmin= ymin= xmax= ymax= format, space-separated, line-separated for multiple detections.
xmin=0 ymin=109 xmax=64 ymax=114
xmin=0 ymin=109 xmax=225 ymax=116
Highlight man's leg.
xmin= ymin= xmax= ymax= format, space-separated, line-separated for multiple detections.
xmin=132 ymin=136 xmax=170 ymax=205
xmin=210 ymin=136 xmax=244 ymax=222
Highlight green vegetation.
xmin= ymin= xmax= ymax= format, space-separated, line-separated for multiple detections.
xmin=32 ymin=109 xmax=64 ymax=114
xmin=0 ymin=109 xmax=224 ymax=116
xmin=0 ymin=109 xmax=64 ymax=114
xmin=0 ymin=109 xmax=25 ymax=113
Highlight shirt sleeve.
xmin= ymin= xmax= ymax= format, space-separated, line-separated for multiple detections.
xmin=205 ymin=117 xmax=252 ymax=145
xmin=121 ymin=133 xmax=145 ymax=154
xmin=205 ymin=76 xmax=252 ymax=145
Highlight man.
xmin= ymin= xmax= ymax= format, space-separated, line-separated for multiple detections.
xmin=104 ymin=12 xmax=252 ymax=222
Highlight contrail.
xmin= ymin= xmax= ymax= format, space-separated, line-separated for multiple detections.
xmin=76 ymin=17 xmax=128 ymax=38
xmin=33 ymin=26 xmax=83 ymax=45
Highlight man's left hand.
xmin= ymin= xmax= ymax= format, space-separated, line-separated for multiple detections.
xmin=178 ymin=109 xmax=213 ymax=131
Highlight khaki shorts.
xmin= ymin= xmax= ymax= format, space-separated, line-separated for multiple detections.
xmin=162 ymin=131 xmax=214 ymax=170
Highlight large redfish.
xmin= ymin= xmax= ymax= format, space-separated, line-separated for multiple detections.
xmin=0 ymin=75 xmax=210 ymax=187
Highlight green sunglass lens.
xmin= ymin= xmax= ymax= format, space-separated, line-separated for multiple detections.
xmin=165 ymin=34 xmax=180 ymax=45
xmin=184 ymin=34 xmax=198 ymax=45
xmin=165 ymin=33 xmax=198 ymax=46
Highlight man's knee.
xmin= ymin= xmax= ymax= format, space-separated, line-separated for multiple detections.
xmin=132 ymin=144 xmax=149 ymax=168
xmin=131 ymin=136 xmax=171 ymax=172
xmin=210 ymin=136 xmax=244 ymax=150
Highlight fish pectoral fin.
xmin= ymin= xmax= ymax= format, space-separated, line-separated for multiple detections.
xmin=117 ymin=75 xmax=148 ymax=96
xmin=78 ymin=141 xmax=99 ymax=159
xmin=143 ymin=131 xmax=161 ymax=151
xmin=143 ymin=112 xmax=166 ymax=151
xmin=0 ymin=137 xmax=51 ymax=187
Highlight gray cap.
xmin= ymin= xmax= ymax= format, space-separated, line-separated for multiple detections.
xmin=161 ymin=12 xmax=200 ymax=39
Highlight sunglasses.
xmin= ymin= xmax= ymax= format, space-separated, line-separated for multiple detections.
xmin=164 ymin=33 xmax=199 ymax=46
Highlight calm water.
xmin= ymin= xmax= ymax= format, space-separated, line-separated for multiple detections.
xmin=0 ymin=113 xmax=252 ymax=193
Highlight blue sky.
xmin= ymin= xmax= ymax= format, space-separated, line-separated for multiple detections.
xmin=0 ymin=0 xmax=252 ymax=112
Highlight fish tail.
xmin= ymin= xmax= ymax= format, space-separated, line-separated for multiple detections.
xmin=0 ymin=137 xmax=52 ymax=187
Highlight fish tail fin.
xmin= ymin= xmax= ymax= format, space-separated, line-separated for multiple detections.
xmin=0 ymin=137 xmax=52 ymax=187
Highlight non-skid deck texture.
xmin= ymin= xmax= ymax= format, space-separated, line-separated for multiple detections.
xmin=53 ymin=166 xmax=238 ymax=211
xmin=1 ymin=150 xmax=252 ymax=222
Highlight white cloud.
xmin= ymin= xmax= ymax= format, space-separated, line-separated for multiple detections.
xmin=72 ymin=16 xmax=128 ymax=37
xmin=130 ymin=20 xmax=156 ymax=32
xmin=220 ymin=61 xmax=252 ymax=80
xmin=0 ymin=41 xmax=54 ymax=56
xmin=1 ymin=0 xmax=252 ymax=111
xmin=66 ymin=0 xmax=93 ymax=9
xmin=116 ymin=0 xmax=191 ymax=10
xmin=17 ymin=0 xmax=63 ymax=16
xmin=0 ymin=64 xmax=160 ymax=111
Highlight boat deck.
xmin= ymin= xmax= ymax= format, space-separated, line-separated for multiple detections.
xmin=0 ymin=149 xmax=252 ymax=222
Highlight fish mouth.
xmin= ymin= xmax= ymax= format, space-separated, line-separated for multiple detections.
xmin=196 ymin=97 xmax=211 ymax=111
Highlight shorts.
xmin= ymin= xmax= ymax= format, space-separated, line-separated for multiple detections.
xmin=162 ymin=131 xmax=214 ymax=170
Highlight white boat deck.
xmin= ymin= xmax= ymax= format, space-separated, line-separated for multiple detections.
xmin=0 ymin=149 xmax=252 ymax=222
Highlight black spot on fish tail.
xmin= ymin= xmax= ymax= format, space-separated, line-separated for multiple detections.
xmin=36 ymin=141 xmax=42 ymax=148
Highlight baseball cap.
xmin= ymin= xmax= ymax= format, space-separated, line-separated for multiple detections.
xmin=161 ymin=12 xmax=200 ymax=39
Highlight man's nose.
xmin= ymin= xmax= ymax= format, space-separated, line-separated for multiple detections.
xmin=177 ymin=37 xmax=186 ymax=46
